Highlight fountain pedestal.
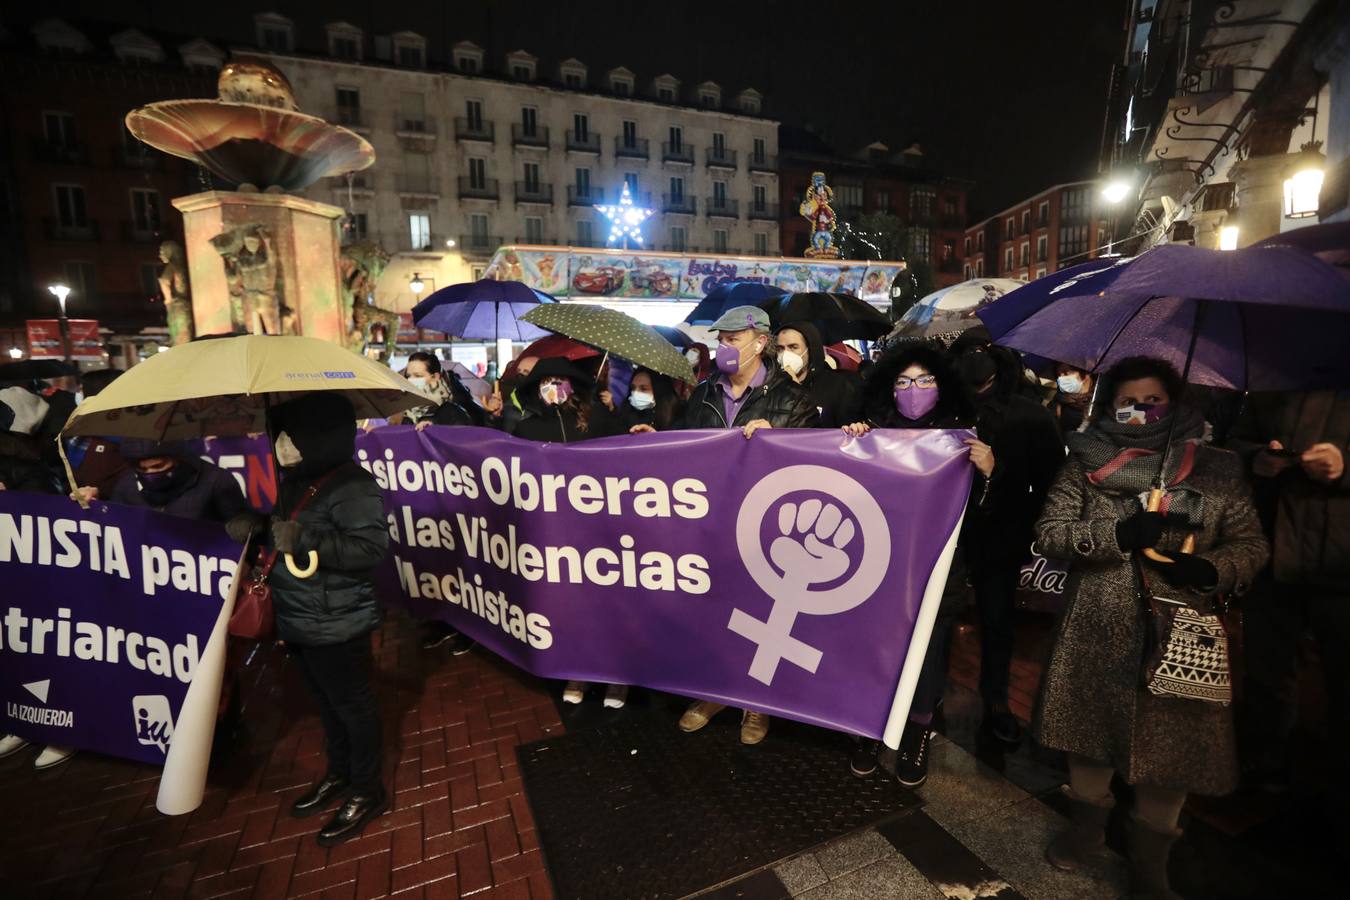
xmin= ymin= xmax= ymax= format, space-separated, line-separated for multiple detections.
xmin=173 ymin=191 xmax=347 ymax=342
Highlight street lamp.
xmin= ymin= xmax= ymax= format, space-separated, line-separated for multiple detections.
xmin=409 ymin=273 xmax=426 ymax=296
xmin=7 ymin=347 xmax=23 ymax=360
xmin=1101 ymin=180 xmax=1132 ymax=205
xmin=1283 ymin=142 xmax=1325 ymax=220
xmin=47 ymin=283 xmax=72 ymax=362
xmin=445 ymin=239 xmax=456 ymax=248
xmin=1218 ymin=225 xmax=1240 ymax=251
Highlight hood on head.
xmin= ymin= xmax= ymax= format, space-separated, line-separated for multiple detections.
xmin=0 ymin=387 xmax=49 ymax=436
xmin=774 ymin=321 xmax=826 ymax=375
xmin=268 ymin=392 xmax=357 ymax=474
xmin=120 ymin=438 xmax=192 ymax=462
xmin=863 ymin=341 xmax=976 ymax=426
xmin=515 ymin=357 xmax=595 ymax=413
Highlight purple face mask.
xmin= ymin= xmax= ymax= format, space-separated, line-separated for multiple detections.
xmin=715 ymin=342 xmax=744 ymax=375
xmin=895 ymin=386 xmax=940 ymax=420
xmin=1114 ymin=402 xmax=1170 ymax=425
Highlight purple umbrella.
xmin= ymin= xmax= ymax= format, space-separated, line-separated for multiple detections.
xmin=978 ymin=243 xmax=1350 ymax=392
xmin=412 ymin=279 xmax=556 ymax=342
xmin=1253 ymin=220 xmax=1350 ymax=270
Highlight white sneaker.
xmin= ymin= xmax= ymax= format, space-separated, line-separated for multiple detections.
xmin=0 ymin=734 xmax=30 ymax=758
xmin=603 ymin=684 xmax=628 ymax=709
xmin=34 ymin=746 xmax=75 ymax=770
xmin=562 ymin=681 xmax=589 ymax=704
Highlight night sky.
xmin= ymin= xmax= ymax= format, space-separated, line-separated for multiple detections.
xmin=22 ymin=0 xmax=1126 ymax=216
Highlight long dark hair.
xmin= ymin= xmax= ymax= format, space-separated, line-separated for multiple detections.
xmin=862 ymin=341 xmax=977 ymax=428
xmin=631 ymin=366 xmax=683 ymax=430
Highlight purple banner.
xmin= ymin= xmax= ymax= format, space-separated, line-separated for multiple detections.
xmin=0 ymin=493 xmax=239 ymax=765
xmin=359 ymin=426 xmax=973 ymax=740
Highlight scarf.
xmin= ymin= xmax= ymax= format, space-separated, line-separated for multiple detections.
xmin=407 ymin=378 xmax=453 ymax=422
xmin=1066 ymin=406 xmax=1208 ymax=527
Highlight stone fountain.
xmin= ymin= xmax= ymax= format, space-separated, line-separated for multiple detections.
xmin=126 ymin=59 xmax=377 ymax=346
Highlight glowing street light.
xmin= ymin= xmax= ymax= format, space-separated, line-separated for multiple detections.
xmin=594 ymin=182 xmax=654 ymax=250
xmin=1218 ymin=225 xmax=1240 ymax=251
xmin=7 ymin=347 xmax=23 ymax=360
xmin=47 ymin=283 xmax=71 ymax=315
xmin=409 ymin=273 xmax=426 ymax=296
xmin=1101 ymin=180 xmax=1132 ymax=205
xmin=1283 ymin=142 xmax=1325 ymax=219
xmin=445 ymin=238 xmax=457 ymax=248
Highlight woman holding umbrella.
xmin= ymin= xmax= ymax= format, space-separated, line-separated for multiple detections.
xmin=1033 ymin=356 xmax=1267 ymax=898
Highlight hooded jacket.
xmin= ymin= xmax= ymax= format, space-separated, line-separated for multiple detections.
xmin=680 ymin=356 xmax=818 ymax=429
xmin=776 ymin=321 xmax=863 ymax=428
xmin=267 ymin=393 xmax=389 ymax=646
xmin=512 ymin=357 xmax=621 ymax=443
xmin=110 ymin=441 xmax=250 ymax=522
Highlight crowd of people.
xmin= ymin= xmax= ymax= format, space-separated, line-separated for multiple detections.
xmin=1 ymin=303 xmax=1344 ymax=895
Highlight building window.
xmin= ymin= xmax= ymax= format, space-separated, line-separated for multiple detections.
xmin=713 ymin=229 xmax=729 ymax=252
xmin=1005 ymin=217 xmax=1016 ymax=240
xmin=752 ymin=137 xmax=766 ymax=164
xmin=624 ymin=173 xmax=639 ymax=194
xmin=622 ymin=120 xmax=638 ymax=148
xmin=668 ymin=126 xmax=683 ymax=152
xmin=837 ymin=183 xmax=863 ymax=211
xmin=712 ymin=132 xmax=726 ymax=154
xmin=465 ymin=99 xmax=484 ymax=131
xmin=43 ymin=111 xmax=77 ymax=147
xmin=573 ymin=113 xmax=590 ymax=141
xmin=398 ymin=93 xmax=427 ymax=132
xmin=396 ymin=42 xmax=423 ymax=68
xmin=575 ymin=168 xmax=591 ymax=196
xmin=963 ymin=264 xmax=972 ymax=280
xmin=63 ymin=261 xmax=95 ymax=299
xmin=1061 ymin=187 xmax=1089 ymax=220
xmin=975 ymin=258 xmax=984 ymax=277
xmin=1036 ymin=235 xmax=1048 ymax=262
xmin=712 ymin=181 xmax=728 ymax=205
xmin=525 ymin=216 xmax=543 ymax=243
xmin=963 ymin=237 xmax=971 ymax=256
xmin=943 ymin=196 xmax=959 ymax=218
xmin=129 ymin=188 xmax=160 ymax=233
xmin=669 ymin=176 xmax=684 ymax=202
xmin=335 ymin=88 xmax=361 ymax=126
xmin=658 ymin=86 xmax=674 ymax=102
xmin=469 ymin=213 xmax=489 ymax=242
xmin=523 ymin=162 xmax=541 ymax=193
xmin=1019 ymin=241 xmax=1030 ymax=266
xmin=753 ymin=232 xmax=768 ymax=255
xmin=753 ymin=184 xmax=767 ymax=212
xmin=1035 ymin=267 xmax=1047 ymax=279
xmin=54 ymin=184 xmax=87 ymax=227
xmin=942 ymin=239 xmax=954 ymax=261
xmin=612 ymin=78 xmax=631 ymax=96
xmin=521 ymin=106 xmax=538 ymax=137
xmin=670 ymin=226 xmax=687 ymax=251
xmin=564 ymin=72 xmax=583 ymax=89
xmin=348 ymin=212 xmax=368 ymax=241
xmin=1098 ymin=227 xmax=1110 ymax=250
xmin=468 ymin=158 xmax=487 ymax=190
xmin=512 ymin=64 xmax=533 ymax=81
xmin=1059 ymin=224 xmax=1089 ymax=258
xmin=258 ymin=23 xmax=292 ymax=52
xmin=1004 ymin=247 xmax=1014 ymax=272
xmin=409 ymin=213 xmax=431 ymax=250
xmin=876 ymin=191 xmax=891 ymax=211
xmin=330 ymin=35 xmax=360 ymax=60
xmin=456 ymin=54 xmax=479 ymax=74
xmin=700 ymin=92 xmax=718 ymax=109
xmin=976 ymin=232 xmax=984 ymax=251
xmin=909 ymin=228 xmax=932 ymax=261
xmin=1021 ymin=210 xmax=1030 ymax=234
xmin=1038 ymin=200 xmax=1050 ymax=227
xmin=577 ymin=219 xmax=593 ymax=245
xmin=910 ymin=187 xmax=935 ymax=218
xmin=740 ymin=94 xmax=761 ymax=114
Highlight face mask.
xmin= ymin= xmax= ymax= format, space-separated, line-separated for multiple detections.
xmin=137 ymin=467 xmax=179 ymax=492
xmin=539 ymin=380 xmax=573 ymax=406
xmin=407 ymin=376 xmax=430 ymax=393
xmin=895 ymin=385 xmax=940 ymax=420
xmin=275 ymin=430 xmax=303 ymax=467
xmin=685 ymin=348 xmax=702 ymax=367
xmin=1114 ymin=402 xmax=1170 ymax=426
xmin=73 ymin=391 xmax=85 ymax=405
xmin=628 ymin=390 xmax=656 ymax=411
xmin=715 ymin=340 xmax=760 ymax=375
xmin=955 ymin=351 xmax=997 ymax=389
xmin=1057 ymin=374 xmax=1085 ymax=395
xmin=778 ymin=350 xmax=806 ymax=377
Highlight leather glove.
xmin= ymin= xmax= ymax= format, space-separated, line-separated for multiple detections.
xmin=1114 ymin=511 xmax=1166 ymax=551
xmin=271 ymin=520 xmax=303 ymax=554
xmin=225 ymin=511 xmax=266 ymax=544
xmin=1143 ymin=551 xmax=1219 ymax=591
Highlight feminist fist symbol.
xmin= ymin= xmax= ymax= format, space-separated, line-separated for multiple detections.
xmin=730 ymin=467 xmax=890 ymax=686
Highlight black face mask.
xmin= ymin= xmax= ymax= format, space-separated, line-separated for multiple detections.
xmin=955 ymin=350 xmax=997 ymax=389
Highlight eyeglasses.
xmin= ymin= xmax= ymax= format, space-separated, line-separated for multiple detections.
xmin=894 ymin=375 xmax=938 ymax=390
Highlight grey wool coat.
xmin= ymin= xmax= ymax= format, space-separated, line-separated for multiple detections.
xmin=1031 ymin=446 xmax=1269 ymax=796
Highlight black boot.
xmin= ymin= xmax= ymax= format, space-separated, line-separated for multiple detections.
xmin=1045 ymin=786 xmax=1114 ymax=871
xmin=290 ymin=773 xmax=350 ymax=818
xmin=849 ymin=738 xmax=880 ymax=777
xmin=1126 ymin=814 xmax=1182 ymax=900
xmin=317 ymin=788 xmax=389 ymax=846
xmin=894 ymin=721 xmax=931 ymax=788
xmin=981 ymin=703 xmax=1022 ymax=746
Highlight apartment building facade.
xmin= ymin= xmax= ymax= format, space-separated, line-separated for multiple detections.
xmin=961 ymin=181 xmax=1112 ymax=282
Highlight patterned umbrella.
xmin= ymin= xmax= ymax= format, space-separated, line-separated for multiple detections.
xmin=887 ymin=278 xmax=1025 ymax=343
xmin=521 ymin=304 xmax=696 ymax=383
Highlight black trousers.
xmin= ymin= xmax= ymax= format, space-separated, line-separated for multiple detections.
xmin=291 ymin=634 xmax=384 ymax=794
xmin=972 ymin=565 xmax=1019 ymax=708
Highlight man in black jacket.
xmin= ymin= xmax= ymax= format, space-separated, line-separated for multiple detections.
xmin=948 ymin=330 xmax=1063 ymax=745
xmin=635 ymin=305 xmax=815 ymax=744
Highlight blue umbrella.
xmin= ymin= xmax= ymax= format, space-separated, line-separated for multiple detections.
xmin=975 ymin=257 xmax=1135 ymax=341
xmin=684 ymin=282 xmax=787 ymax=326
xmin=412 ymin=279 xmax=556 ymax=342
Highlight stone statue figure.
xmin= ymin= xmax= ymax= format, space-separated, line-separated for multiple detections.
xmin=157 ymin=241 xmax=193 ymax=345
xmin=210 ymin=223 xmax=290 ymax=334
xmin=339 ymin=240 xmax=399 ymax=362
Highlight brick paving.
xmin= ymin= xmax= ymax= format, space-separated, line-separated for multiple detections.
xmin=0 ymin=611 xmax=562 ymax=899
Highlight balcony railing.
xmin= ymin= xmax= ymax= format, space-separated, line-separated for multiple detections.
xmin=662 ymin=142 xmax=694 ymax=164
xmin=395 ymin=115 xmax=437 ymax=138
xmin=614 ymin=137 xmax=650 ymax=159
xmin=334 ymin=109 xmax=369 ymax=131
xmin=457 ymin=177 xmax=500 ymax=200
xmin=399 ymin=235 xmax=444 ymax=252
xmin=397 ymin=174 xmax=440 ymax=196
xmin=747 ymin=153 xmax=775 ymax=172
xmin=43 ymin=218 xmax=100 ymax=241
xmin=706 ymin=146 xmax=738 ymax=169
xmin=454 ymin=118 xmax=495 ymax=142
xmin=566 ymin=130 xmax=601 ymax=153
xmin=567 ymin=185 xmax=604 ymax=206
xmin=662 ymin=194 xmax=695 ymax=214
xmin=748 ymin=202 xmax=778 ymax=220
xmin=514 ymin=234 xmax=558 ymax=245
xmin=32 ymin=138 xmax=89 ymax=165
xmin=705 ymin=198 xmax=739 ymax=218
xmin=514 ymin=182 xmax=554 ymax=204
xmin=120 ymin=220 xmax=160 ymax=243
xmin=459 ymin=234 xmax=503 ymax=254
xmin=511 ymin=124 xmax=549 ymax=148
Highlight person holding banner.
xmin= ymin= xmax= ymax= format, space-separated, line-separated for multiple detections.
xmin=266 ymin=393 xmax=392 ymax=846
xmin=774 ymin=321 xmax=862 ymax=428
xmin=619 ymin=367 xmax=684 ymax=432
xmin=840 ymin=341 xmax=980 ymax=787
xmin=1032 ymin=357 xmax=1267 ymax=898
xmin=483 ymin=354 xmax=540 ymax=435
xmin=644 ymin=305 xmax=816 ymax=745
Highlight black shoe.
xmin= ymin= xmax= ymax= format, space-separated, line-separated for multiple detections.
xmin=982 ymin=705 xmax=1022 ymax=746
xmin=290 ymin=774 xmax=350 ymax=818
xmin=317 ymin=789 xmax=389 ymax=846
xmin=931 ymin=699 xmax=947 ymax=737
xmin=849 ymin=738 xmax=880 ymax=777
xmin=420 ymin=622 xmax=458 ymax=650
xmin=895 ymin=722 xmax=931 ymax=788
xmin=447 ymin=633 xmax=476 ymax=656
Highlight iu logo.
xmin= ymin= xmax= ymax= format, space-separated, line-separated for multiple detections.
xmin=730 ymin=465 xmax=891 ymax=685
xmin=132 ymin=695 xmax=174 ymax=754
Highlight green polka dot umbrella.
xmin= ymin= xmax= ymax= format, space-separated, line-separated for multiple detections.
xmin=520 ymin=303 xmax=696 ymax=384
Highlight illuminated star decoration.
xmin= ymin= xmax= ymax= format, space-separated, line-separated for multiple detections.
xmin=594 ymin=182 xmax=654 ymax=248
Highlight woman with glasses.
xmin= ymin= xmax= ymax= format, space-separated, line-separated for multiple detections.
xmin=840 ymin=341 xmax=985 ymax=787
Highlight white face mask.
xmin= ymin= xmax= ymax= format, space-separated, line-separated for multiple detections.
xmin=1057 ymin=373 xmax=1085 ymax=395
xmin=274 ymin=431 xmax=303 ymax=468
xmin=778 ymin=350 xmax=806 ymax=377
xmin=407 ymin=376 xmax=431 ymax=394
xmin=628 ymin=390 xmax=656 ymax=410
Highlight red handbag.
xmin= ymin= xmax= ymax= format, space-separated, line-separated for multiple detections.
xmin=227 ymin=470 xmax=338 ymax=640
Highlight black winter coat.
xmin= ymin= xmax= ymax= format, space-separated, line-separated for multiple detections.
xmin=680 ymin=362 xmax=818 ymax=429
xmin=0 ymin=433 xmax=55 ymax=493
xmin=110 ymin=458 xmax=250 ymax=522
xmin=513 ymin=403 xmax=621 ymax=443
xmin=270 ymin=462 xmax=389 ymax=646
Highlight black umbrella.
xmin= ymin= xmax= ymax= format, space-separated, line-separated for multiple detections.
xmin=757 ymin=292 xmax=892 ymax=343
xmin=0 ymin=359 xmax=79 ymax=382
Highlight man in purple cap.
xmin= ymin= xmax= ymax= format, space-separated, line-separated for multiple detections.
xmin=634 ymin=304 xmax=815 ymax=744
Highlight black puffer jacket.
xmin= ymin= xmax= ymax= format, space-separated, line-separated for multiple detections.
xmin=681 ymin=359 xmax=818 ymax=429
xmin=512 ymin=357 xmax=621 ymax=443
xmin=268 ymin=394 xmax=389 ymax=646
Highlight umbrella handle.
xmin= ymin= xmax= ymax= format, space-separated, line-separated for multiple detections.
xmin=284 ymin=550 xmax=319 ymax=579
xmin=1140 ymin=488 xmax=1195 ymax=563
